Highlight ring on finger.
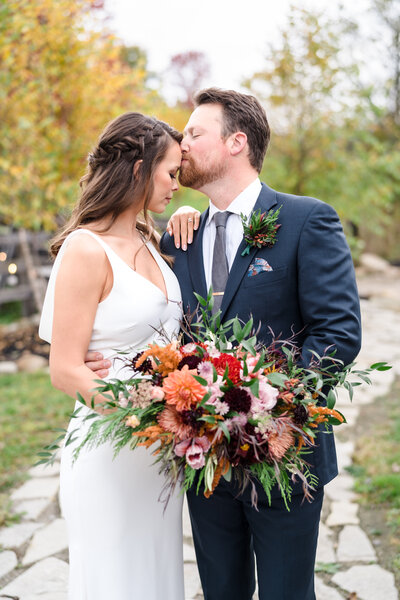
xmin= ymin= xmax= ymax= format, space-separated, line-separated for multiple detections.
xmin=188 ymin=218 xmax=193 ymax=222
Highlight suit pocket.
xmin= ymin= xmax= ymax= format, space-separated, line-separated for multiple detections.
xmin=243 ymin=266 xmax=288 ymax=288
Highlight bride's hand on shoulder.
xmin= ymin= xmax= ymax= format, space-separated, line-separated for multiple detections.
xmin=166 ymin=206 xmax=201 ymax=251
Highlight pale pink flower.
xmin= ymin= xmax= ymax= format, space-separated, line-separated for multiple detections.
xmin=151 ymin=386 xmax=165 ymax=401
xmin=204 ymin=342 xmax=221 ymax=358
xmin=174 ymin=436 xmax=211 ymax=469
xmin=174 ymin=438 xmax=192 ymax=457
xmin=225 ymin=413 xmax=247 ymax=431
xmin=213 ymin=400 xmax=230 ymax=416
xmin=249 ymin=380 xmax=279 ymax=415
xmin=207 ymin=378 xmax=224 ymax=403
xmin=186 ymin=443 xmax=206 ymax=469
xmin=118 ymin=392 xmax=129 ymax=408
xmin=198 ymin=361 xmax=215 ymax=385
xmin=181 ymin=343 xmax=197 ymax=355
xmin=126 ymin=415 xmax=140 ymax=428
xmin=240 ymin=354 xmax=263 ymax=380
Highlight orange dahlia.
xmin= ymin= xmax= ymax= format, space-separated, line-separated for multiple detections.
xmin=163 ymin=365 xmax=206 ymax=411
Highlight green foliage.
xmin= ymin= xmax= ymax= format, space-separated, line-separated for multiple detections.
xmin=0 ymin=371 xmax=71 ymax=525
xmin=352 ymin=377 xmax=400 ymax=581
xmin=0 ymin=301 xmax=22 ymax=325
xmin=244 ymin=5 xmax=400 ymax=259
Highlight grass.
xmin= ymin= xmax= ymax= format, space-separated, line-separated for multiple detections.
xmin=350 ymin=377 xmax=400 ymax=588
xmin=0 ymin=370 xmax=72 ymax=525
xmin=0 ymin=301 xmax=22 ymax=325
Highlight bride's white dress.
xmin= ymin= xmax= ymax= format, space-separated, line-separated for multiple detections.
xmin=39 ymin=229 xmax=185 ymax=600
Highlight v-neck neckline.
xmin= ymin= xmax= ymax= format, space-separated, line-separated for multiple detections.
xmin=76 ymin=229 xmax=169 ymax=302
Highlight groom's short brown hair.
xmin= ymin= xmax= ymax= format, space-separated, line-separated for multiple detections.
xmin=193 ymin=87 xmax=270 ymax=173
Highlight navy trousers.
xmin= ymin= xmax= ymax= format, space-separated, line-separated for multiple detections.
xmin=187 ymin=478 xmax=324 ymax=600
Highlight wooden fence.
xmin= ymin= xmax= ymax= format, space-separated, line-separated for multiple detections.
xmin=0 ymin=229 xmax=52 ymax=316
xmin=0 ymin=220 xmax=169 ymax=317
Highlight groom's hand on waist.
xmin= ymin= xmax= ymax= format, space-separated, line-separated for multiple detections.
xmin=84 ymin=351 xmax=110 ymax=379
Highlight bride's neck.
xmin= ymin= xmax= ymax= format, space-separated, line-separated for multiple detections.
xmin=87 ymin=208 xmax=141 ymax=240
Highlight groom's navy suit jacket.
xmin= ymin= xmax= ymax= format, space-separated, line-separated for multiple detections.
xmin=161 ymin=183 xmax=361 ymax=490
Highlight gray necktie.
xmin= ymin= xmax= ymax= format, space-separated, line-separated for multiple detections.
xmin=211 ymin=211 xmax=231 ymax=314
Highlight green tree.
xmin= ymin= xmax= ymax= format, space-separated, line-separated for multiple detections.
xmin=244 ymin=5 xmax=400 ymax=258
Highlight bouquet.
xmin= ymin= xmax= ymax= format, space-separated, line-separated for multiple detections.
xmin=40 ymin=293 xmax=390 ymax=509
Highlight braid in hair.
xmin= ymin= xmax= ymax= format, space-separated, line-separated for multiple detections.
xmin=50 ymin=113 xmax=182 ymax=258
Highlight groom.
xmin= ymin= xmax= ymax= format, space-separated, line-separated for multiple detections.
xmin=161 ymin=88 xmax=361 ymax=600
xmin=88 ymin=88 xmax=361 ymax=599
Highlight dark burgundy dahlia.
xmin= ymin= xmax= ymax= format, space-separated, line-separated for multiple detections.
xmin=223 ymin=388 xmax=251 ymax=413
xmin=177 ymin=355 xmax=203 ymax=371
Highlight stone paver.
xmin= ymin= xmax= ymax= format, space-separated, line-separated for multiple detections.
xmin=184 ymin=562 xmax=202 ymax=599
xmin=336 ymin=525 xmax=377 ymax=563
xmin=335 ymin=440 xmax=355 ymax=470
xmin=11 ymin=477 xmax=60 ymax=501
xmin=324 ymin=473 xmax=357 ymax=503
xmin=0 ymin=550 xmax=18 ymax=579
xmin=326 ymin=501 xmax=359 ymax=527
xmin=1 ymin=279 xmax=399 ymax=599
xmin=316 ymin=522 xmax=336 ymax=563
xmin=22 ymin=518 xmax=68 ymax=565
xmin=0 ymin=522 xmax=41 ymax=550
xmin=28 ymin=461 xmax=60 ymax=479
xmin=332 ymin=564 xmax=398 ymax=600
xmin=0 ymin=557 xmax=69 ymax=598
xmin=315 ymin=576 xmax=345 ymax=600
xmin=13 ymin=497 xmax=53 ymax=521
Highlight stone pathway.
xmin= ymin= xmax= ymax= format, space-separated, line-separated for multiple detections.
xmin=1 ymin=294 xmax=399 ymax=600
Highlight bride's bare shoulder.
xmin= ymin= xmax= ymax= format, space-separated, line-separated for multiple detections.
xmin=58 ymin=231 xmax=109 ymax=275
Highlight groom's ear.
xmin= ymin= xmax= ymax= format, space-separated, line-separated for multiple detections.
xmin=133 ymin=159 xmax=143 ymax=180
xmin=228 ymin=131 xmax=247 ymax=157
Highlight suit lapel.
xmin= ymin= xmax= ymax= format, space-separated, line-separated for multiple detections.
xmin=187 ymin=207 xmax=209 ymax=301
xmin=220 ymin=183 xmax=279 ymax=320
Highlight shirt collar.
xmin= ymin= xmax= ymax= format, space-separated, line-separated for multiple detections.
xmin=207 ymin=178 xmax=262 ymax=224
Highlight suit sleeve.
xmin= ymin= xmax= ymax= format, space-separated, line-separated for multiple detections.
xmin=297 ymin=201 xmax=362 ymax=368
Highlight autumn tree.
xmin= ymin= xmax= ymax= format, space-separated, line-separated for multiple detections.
xmin=0 ymin=0 xmax=156 ymax=230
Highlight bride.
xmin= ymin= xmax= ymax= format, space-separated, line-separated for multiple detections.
xmin=39 ymin=112 xmax=197 ymax=599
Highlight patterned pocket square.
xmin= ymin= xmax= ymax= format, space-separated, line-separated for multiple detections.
xmin=247 ymin=257 xmax=273 ymax=277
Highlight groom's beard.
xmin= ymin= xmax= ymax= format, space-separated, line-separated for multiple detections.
xmin=179 ymin=155 xmax=227 ymax=189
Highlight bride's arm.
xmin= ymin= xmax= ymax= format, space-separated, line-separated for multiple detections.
xmin=50 ymin=235 xmax=112 ymax=410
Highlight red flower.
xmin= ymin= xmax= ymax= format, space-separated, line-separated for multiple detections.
xmin=211 ymin=353 xmax=242 ymax=384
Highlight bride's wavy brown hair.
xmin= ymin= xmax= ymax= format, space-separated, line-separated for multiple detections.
xmin=50 ymin=112 xmax=182 ymax=258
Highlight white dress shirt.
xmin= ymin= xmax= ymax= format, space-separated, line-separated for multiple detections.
xmin=202 ymin=178 xmax=262 ymax=290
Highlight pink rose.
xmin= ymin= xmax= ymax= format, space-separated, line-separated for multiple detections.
xmin=150 ymin=386 xmax=165 ymax=401
xmin=250 ymin=380 xmax=279 ymax=414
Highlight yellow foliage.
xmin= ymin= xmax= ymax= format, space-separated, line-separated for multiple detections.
xmin=0 ymin=0 xmax=162 ymax=229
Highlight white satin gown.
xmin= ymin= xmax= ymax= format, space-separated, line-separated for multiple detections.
xmin=39 ymin=229 xmax=185 ymax=600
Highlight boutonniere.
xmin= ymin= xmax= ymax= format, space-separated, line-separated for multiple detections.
xmin=240 ymin=206 xmax=282 ymax=256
